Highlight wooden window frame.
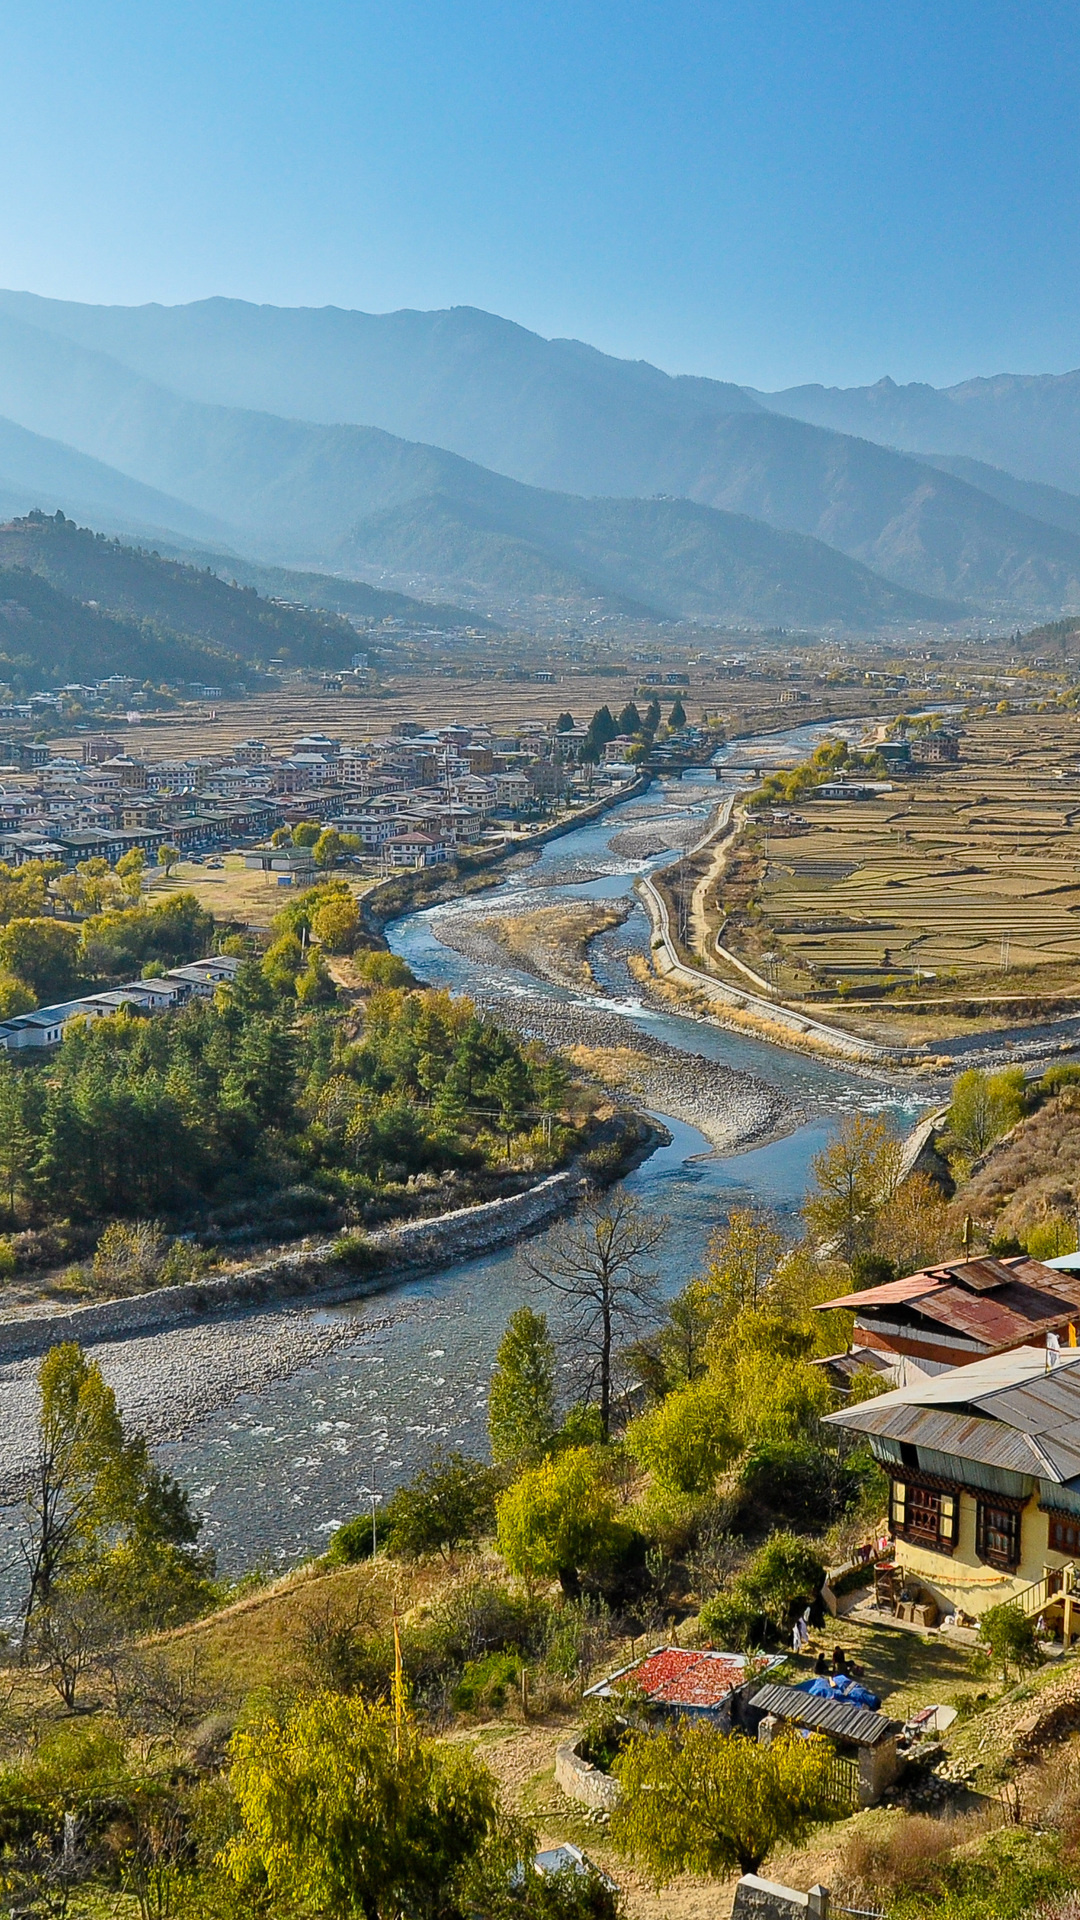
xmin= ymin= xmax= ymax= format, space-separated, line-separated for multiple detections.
xmin=889 ymin=1478 xmax=958 ymax=1556
xmin=1048 ymin=1513 xmax=1080 ymax=1559
xmin=975 ymin=1500 xmax=1022 ymax=1571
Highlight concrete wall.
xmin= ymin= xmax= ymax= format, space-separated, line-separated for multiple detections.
xmin=0 ymin=1168 xmax=587 ymax=1361
xmin=732 ymin=1877 xmax=829 ymax=1918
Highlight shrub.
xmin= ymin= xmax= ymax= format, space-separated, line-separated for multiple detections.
xmin=381 ymin=1450 xmax=498 ymax=1559
xmin=577 ymin=1698 xmax=631 ymax=1772
xmin=1026 ymin=1215 xmax=1078 ymax=1261
xmin=92 ymin=1219 xmax=167 ymax=1294
xmin=840 ymin=1814 xmax=971 ymax=1902
xmin=356 ymin=950 xmax=414 ymax=989
xmin=625 ymin=1378 xmax=736 ymax=1495
xmin=739 ymin=1532 xmax=825 ymax=1632
xmin=979 ymin=1601 xmax=1042 ymax=1681
xmin=496 ymin=1449 xmax=629 ymax=1595
xmin=698 ymin=1588 xmax=760 ymax=1652
xmin=450 ymin=1651 xmax=522 ymax=1714
xmin=328 ymin=1232 xmax=384 ymax=1274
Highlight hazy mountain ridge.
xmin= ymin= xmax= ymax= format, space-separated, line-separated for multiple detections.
xmin=760 ymin=370 xmax=1080 ymax=495
xmin=0 ymin=411 xmax=237 ymax=547
xmin=0 ymin=295 xmax=1077 ymax=617
xmin=340 ymin=488 xmax=956 ymax=626
xmin=0 ymin=313 xmax=951 ymax=626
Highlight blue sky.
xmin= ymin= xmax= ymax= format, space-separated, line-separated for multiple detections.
xmin=3 ymin=0 xmax=1079 ymax=388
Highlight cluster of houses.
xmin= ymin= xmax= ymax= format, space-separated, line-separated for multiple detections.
xmin=0 ymin=953 xmax=243 ymax=1052
xmin=0 ymin=720 xmax=643 ymax=873
xmin=818 ymin=1250 xmax=1080 ymax=1641
xmin=559 ymin=1247 xmax=1080 ymax=1821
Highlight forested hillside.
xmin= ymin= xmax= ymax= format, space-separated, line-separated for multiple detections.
xmin=0 ymin=564 xmax=232 ymax=692
xmin=0 ymin=510 xmax=457 ymax=691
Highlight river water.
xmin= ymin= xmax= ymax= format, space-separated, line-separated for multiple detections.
xmin=0 ymin=718 xmax=931 ymax=1597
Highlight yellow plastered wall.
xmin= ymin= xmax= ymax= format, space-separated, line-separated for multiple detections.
xmin=896 ymin=1492 xmax=1075 ymax=1618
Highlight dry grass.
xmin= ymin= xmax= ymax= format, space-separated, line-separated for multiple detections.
xmin=564 ymin=1043 xmax=655 ymax=1092
xmin=141 ymin=853 xmax=379 ymax=929
xmin=961 ymin=1092 xmax=1080 ymax=1239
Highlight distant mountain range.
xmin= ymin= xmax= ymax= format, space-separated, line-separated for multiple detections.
xmin=757 ymin=373 xmax=1080 ymax=496
xmin=0 ymin=292 xmax=1076 ymax=624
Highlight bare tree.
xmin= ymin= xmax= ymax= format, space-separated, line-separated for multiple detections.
xmin=36 ymin=1587 xmax=121 ymax=1711
xmin=522 ymin=1189 xmax=668 ymax=1436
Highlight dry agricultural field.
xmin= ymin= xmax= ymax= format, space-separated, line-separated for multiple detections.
xmin=720 ymin=706 xmax=1080 ymax=1033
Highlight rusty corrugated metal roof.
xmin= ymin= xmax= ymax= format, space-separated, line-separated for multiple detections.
xmin=817 ymin=1256 xmax=1080 ymax=1351
xmin=750 ymin=1682 xmax=901 ymax=1747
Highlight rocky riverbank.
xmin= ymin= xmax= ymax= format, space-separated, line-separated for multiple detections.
xmin=0 ymin=1304 xmax=381 ymax=1506
xmin=429 ymin=894 xmax=796 ymax=1151
xmin=438 ymin=900 xmax=628 ymax=991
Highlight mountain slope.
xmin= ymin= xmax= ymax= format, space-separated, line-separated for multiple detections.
xmin=0 ymin=312 xmax=955 ymax=626
xmin=0 ymin=412 xmax=237 ymax=546
xmin=915 ymin=454 xmax=1080 ymax=541
xmin=0 ymin=512 xmax=383 ymax=670
xmin=340 ymin=489 xmax=955 ymax=627
xmin=760 ymin=371 xmax=1080 ymax=495
xmin=0 ymin=297 xmax=1076 ymax=615
xmin=0 ymin=564 xmax=236 ymax=693
xmin=0 ymin=513 xmax=483 ymax=642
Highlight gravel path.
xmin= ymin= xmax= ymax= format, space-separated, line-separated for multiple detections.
xmin=0 ymin=1303 xmax=394 ymax=1503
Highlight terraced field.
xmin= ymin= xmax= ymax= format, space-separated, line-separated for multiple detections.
xmin=740 ymin=709 xmax=1080 ymax=996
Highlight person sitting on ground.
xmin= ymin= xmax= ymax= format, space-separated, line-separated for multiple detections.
xmin=814 ymin=1653 xmax=830 ymax=1676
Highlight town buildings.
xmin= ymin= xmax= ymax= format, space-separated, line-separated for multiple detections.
xmin=827 ymin=1345 xmax=1080 ymax=1633
xmin=0 ymin=713 xmax=631 ymax=874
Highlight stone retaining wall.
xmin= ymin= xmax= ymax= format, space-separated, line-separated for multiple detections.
xmin=0 ymin=1168 xmax=587 ymax=1361
xmin=362 ymin=778 xmax=650 ymax=932
xmin=554 ymin=1741 xmax=621 ymax=1812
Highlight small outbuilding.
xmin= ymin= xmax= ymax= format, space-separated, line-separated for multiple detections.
xmin=584 ymin=1645 xmax=783 ymax=1728
xmin=748 ymin=1679 xmax=902 ymax=1806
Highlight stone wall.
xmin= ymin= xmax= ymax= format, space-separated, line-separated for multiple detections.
xmin=0 ymin=1167 xmax=587 ymax=1361
xmin=554 ymin=1741 xmax=622 ymax=1813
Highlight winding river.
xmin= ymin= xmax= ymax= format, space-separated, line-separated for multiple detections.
xmin=0 ymin=719 xmax=931 ymax=1605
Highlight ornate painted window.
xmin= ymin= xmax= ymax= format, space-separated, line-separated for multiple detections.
xmin=975 ymin=1501 xmax=1022 ymax=1571
xmin=889 ymin=1479 xmax=957 ymax=1554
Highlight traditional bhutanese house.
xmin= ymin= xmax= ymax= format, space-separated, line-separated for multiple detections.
xmin=583 ymin=1646 xmax=782 ymax=1729
xmin=814 ymin=1255 xmax=1080 ymax=1387
xmin=825 ymin=1346 xmax=1080 ymax=1629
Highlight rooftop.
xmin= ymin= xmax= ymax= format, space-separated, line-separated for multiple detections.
xmin=816 ymin=1255 xmax=1080 ymax=1353
xmin=750 ymin=1681 xmax=901 ymax=1748
xmin=584 ymin=1646 xmax=775 ymax=1709
xmin=825 ymin=1345 xmax=1080 ymax=1484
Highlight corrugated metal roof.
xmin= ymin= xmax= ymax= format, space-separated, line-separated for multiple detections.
xmin=830 ymin=1401 xmax=1046 ymax=1474
xmin=827 ymin=1348 xmax=1080 ymax=1484
xmin=750 ymin=1682 xmax=901 ymax=1747
xmin=816 ymin=1274 xmax=942 ymax=1312
xmin=818 ymin=1260 xmax=1080 ymax=1348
